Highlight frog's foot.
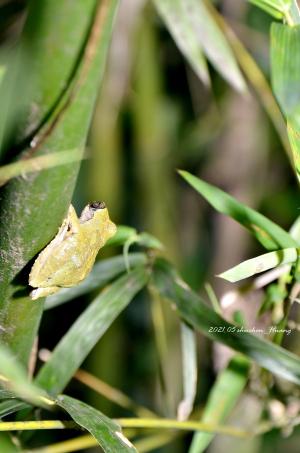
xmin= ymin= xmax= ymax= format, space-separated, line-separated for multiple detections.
xmin=30 ymin=286 xmax=61 ymax=300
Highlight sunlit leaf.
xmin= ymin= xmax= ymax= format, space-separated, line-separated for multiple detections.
xmin=219 ymin=248 xmax=298 ymax=283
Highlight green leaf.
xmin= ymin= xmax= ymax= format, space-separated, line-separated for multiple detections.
xmin=271 ymin=23 xmax=300 ymax=118
xmin=219 ymin=248 xmax=298 ymax=283
xmin=152 ymin=258 xmax=300 ymax=385
xmin=249 ymin=0 xmax=300 ymax=24
xmin=154 ymin=0 xmax=246 ymax=92
xmin=153 ymin=0 xmax=209 ymax=85
xmin=36 ymin=268 xmax=149 ymax=394
xmin=179 ymin=170 xmax=298 ymax=250
xmin=177 ymin=323 xmax=197 ymax=421
xmin=0 ymin=65 xmax=6 ymax=86
xmin=0 ymin=434 xmax=20 ymax=452
xmin=56 ymin=395 xmax=137 ymax=452
xmin=0 ymin=0 xmax=119 ymax=366
xmin=249 ymin=0 xmax=286 ymax=18
xmin=189 ymin=355 xmax=249 ymax=453
xmin=0 ymin=345 xmax=49 ymax=407
xmin=106 ymin=226 xmax=163 ymax=250
xmin=137 ymin=233 xmax=164 ymax=250
xmin=290 ymin=215 xmax=300 ymax=242
xmin=0 ymin=400 xmax=29 ymax=419
xmin=44 ymin=253 xmax=147 ymax=309
xmin=106 ymin=226 xmax=138 ymax=247
xmin=271 ymin=24 xmax=300 ymax=179
xmin=0 ymin=148 xmax=84 ymax=187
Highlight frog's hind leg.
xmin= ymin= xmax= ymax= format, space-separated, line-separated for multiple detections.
xmin=30 ymin=286 xmax=61 ymax=300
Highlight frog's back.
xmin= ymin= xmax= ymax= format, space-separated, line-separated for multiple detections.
xmin=29 ymin=232 xmax=99 ymax=288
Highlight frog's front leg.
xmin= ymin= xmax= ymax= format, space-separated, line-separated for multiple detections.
xmin=30 ymin=286 xmax=61 ymax=300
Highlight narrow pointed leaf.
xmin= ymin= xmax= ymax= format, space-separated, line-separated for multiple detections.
xmin=249 ymin=0 xmax=284 ymax=18
xmin=249 ymin=0 xmax=300 ymax=24
xmin=45 ymin=253 xmax=147 ymax=309
xmin=106 ymin=226 xmax=138 ymax=247
xmin=0 ymin=345 xmax=49 ymax=407
xmin=271 ymin=23 xmax=300 ymax=117
xmin=219 ymin=247 xmax=298 ymax=283
xmin=179 ymin=170 xmax=297 ymax=250
xmin=153 ymin=0 xmax=210 ymax=85
xmin=177 ymin=323 xmax=197 ymax=421
xmin=0 ymin=148 xmax=84 ymax=187
xmin=154 ymin=0 xmax=246 ymax=92
xmin=56 ymin=395 xmax=136 ymax=452
xmin=0 ymin=0 xmax=119 ymax=367
xmin=36 ymin=267 xmax=148 ymax=394
xmin=189 ymin=355 xmax=249 ymax=453
xmin=0 ymin=400 xmax=29 ymax=419
xmin=271 ymin=24 xmax=300 ymax=180
xmin=152 ymin=258 xmax=300 ymax=385
xmin=182 ymin=0 xmax=246 ymax=92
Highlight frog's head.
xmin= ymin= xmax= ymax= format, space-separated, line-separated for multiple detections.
xmin=80 ymin=201 xmax=117 ymax=241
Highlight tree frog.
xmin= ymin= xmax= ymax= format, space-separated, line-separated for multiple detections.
xmin=29 ymin=201 xmax=117 ymax=300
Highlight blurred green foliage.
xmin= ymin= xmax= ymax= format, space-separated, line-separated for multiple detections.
xmin=2 ymin=0 xmax=300 ymax=452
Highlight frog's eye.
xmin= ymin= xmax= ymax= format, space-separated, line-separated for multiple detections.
xmin=89 ymin=201 xmax=106 ymax=210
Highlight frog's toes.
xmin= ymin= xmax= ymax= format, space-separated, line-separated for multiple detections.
xmin=30 ymin=286 xmax=60 ymax=300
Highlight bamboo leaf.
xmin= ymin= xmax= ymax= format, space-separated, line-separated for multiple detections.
xmin=0 ymin=0 xmax=119 ymax=367
xmin=44 ymin=253 xmax=147 ymax=310
xmin=179 ymin=170 xmax=298 ymax=250
xmin=189 ymin=355 xmax=249 ymax=453
xmin=36 ymin=268 xmax=149 ymax=394
xmin=154 ymin=0 xmax=246 ymax=92
xmin=106 ymin=226 xmax=163 ymax=250
xmin=271 ymin=24 xmax=300 ymax=179
xmin=0 ymin=148 xmax=84 ymax=187
xmin=56 ymin=395 xmax=137 ymax=452
xmin=106 ymin=226 xmax=138 ymax=247
xmin=249 ymin=0 xmax=300 ymax=24
xmin=153 ymin=0 xmax=210 ymax=85
xmin=0 ymin=434 xmax=20 ymax=452
xmin=249 ymin=0 xmax=287 ymax=19
xmin=152 ymin=258 xmax=300 ymax=385
xmin=0 ymin=345 xmax=50 ymax=408
xmin=177 ymin=323 xmax=197 ymax=421
xmin=205 ymin=0 xmax=291 ymax=158
xmin=219 ymin=248 xmax=298 ymax=283
xmin=0 ymin=400 xmax=29 ymax=419
xmin=271 ymin=23 xmax=300 ymax=118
